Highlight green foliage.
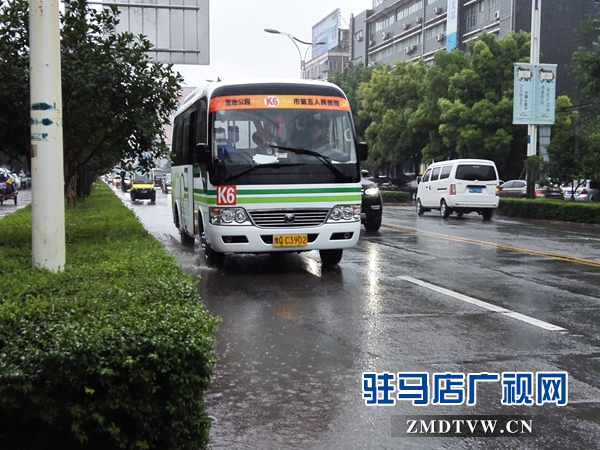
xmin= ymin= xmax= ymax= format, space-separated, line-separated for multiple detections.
xmin=0 ymin=183 xmax=219 ymax=450
xmin=0 ymin=0 xmax=183 ymax=205
xmin=354 ymin=32 xmax=531 ymax=180
xmin=498 ymin=197 xmax=600 ymax=224
xmin=329 ymin=63 xmax=376 ymax=141
xmin=359 ymin=61 xmax=428 ymax=172
xmin=381 ymin=190 xmax=411 ymax=203
xmin=429 ymin=32 xmax=530 ymax=179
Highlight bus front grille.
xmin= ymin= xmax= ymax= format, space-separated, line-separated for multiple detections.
xmin=249 ymin=209 xmax=330 ymax=228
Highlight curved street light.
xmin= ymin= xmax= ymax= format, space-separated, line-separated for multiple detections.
xmin=264 ymin=28 xmax=325 ymax=78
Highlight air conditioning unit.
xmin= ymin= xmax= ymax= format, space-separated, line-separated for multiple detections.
xmin=369 ymin=40 xmax=375 ymax=46
xmin=402 ymin=22 xmax=410 ymax=31
xmin=382 ymin=31 xmax=390 ymax=40
xmin=415 ymin=16 xmax=423 ymax=24
xmin=434 ymin=7 xmax=443 ymax=14
xmin=494 ymin=10 xmax=500 ymax=20
xmin=404 ymin=47 xmax=411 ymax=54
xmin=435 ymin=33 xmax=445 ymax=42
xmin=356 ymin=36 xmax=363 ymax=42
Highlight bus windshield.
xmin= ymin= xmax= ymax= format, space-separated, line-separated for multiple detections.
xmin=211 ymin=106 xmax=357 ymax=169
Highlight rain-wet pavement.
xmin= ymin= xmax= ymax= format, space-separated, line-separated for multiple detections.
xmin=0 ymin=187 xmax=30 ymax=219
xmin=6 ymin=182 xmax=598 ymax=447
xmin=101 ymin=186 xmax=600 ymax=449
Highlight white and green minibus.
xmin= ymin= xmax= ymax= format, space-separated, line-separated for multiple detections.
xmin=170 ymin=78 xmax=368 ymax=266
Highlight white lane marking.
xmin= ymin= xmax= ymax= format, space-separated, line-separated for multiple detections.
xmin=399 ymin=276 xmax=566 ymax=331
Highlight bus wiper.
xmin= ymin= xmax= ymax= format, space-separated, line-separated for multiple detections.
xmin=269 ymin=145 xmax=351 ymax=182
xmin=219 ymin=162 xmax=305 ymax=184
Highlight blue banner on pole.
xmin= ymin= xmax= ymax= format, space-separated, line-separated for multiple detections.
xmin=513 ymin=63 xmax=556 ymax=125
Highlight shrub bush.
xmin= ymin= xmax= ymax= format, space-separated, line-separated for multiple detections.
xmin=497 ymin=198 xmax=600 ymax=224
xmin=0 ymin=183 xmax=219 ymax=450
xmin=381 ymin=190 xmax=411 ymax=203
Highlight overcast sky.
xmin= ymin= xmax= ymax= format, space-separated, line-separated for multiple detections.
xmin=173 ymin=0 xmax=374 ymax=87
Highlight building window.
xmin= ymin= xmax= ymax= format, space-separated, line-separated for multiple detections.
xmin=425 ymin=23 xmax=447 ymax=40
xmin=466 ymin=1 xmax=484 ymax=29
xmin=375 ymin=11 xmax=396 ymax=32
xmin=486 ymin=0 xmax=499 ymax=20
xmin=395 ymin=0 xmax=423 ymax=21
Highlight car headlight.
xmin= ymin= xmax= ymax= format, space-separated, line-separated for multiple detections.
xmin=364 ymin=187 xmax=380 ymax=196
xmin=210 ymin=207 xmax=251 ymax=225
xmin=327 ymin=204 xmax=361 ymax=222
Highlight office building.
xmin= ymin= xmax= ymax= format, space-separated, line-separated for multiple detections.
xmin=323 ymin=0 xmax=597 ymax=100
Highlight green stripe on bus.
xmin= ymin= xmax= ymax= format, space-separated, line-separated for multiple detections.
xmin=193 ymin=195 xmax=360 ymax=204
xmin=199 ymin=187 xmax=359 ymax=195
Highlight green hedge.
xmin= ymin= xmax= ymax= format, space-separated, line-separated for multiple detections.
xmin=0 ymin=183 xmax=219 ymax=450
xmin=498 ymin=197 xmax=600 ymax=224
xmin=381 ymin=190 xmax=411 ymax=203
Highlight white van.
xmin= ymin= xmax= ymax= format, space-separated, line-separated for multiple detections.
xmin=416 ymin=159 xmax=499 ymax=220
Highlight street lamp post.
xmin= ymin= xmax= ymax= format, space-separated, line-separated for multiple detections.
xmin=264 ymin=28 xmax=324 ymax=78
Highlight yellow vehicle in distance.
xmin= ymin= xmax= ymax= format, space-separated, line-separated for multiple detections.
xmin=129 ymin=168 xmax=156 ymax=204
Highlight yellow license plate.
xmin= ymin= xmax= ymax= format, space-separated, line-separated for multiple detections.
xmin=273 ymin=234 xmax=308 ymax=247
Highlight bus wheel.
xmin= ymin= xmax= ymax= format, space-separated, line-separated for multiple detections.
xmin=180 ymin=229 xmax=195 ymax=247
xmin=319 ymin=249 xmax=343 ymax=266
xmin=200 ymin=231 xmax=223 ymax=266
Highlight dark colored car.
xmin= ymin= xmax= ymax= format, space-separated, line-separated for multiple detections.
xmin=161 ymin=172 xmax=171 ymax=193
xmin=361 ymin=177 xmax=383 ymax=232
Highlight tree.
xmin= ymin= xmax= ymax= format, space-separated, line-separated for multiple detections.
xmin=432 ymin=32 xmax=531 ymax=179
xmin=0 ymin=0 xmax=183 ymax=206
xmin=350 ymin=32 xmax=532 ymax=179
xmin=358 ymin=61 xmax=429 ymax=174
xmin=570 ymin=12 xmax=600 ymax=181
xmin=329 ymin=63 xmax=375 ymax=142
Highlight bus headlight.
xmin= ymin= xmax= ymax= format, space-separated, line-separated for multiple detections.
xmin=327 ymin=204 xmax=360 ymax=222
xmin=210 ymin=207 xmax=250 ymax=225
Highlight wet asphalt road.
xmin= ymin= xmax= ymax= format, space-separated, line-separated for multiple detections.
xmin=0 ymin=187 xmax=30 ymax=219
xmin=107 ymin=183 xmax=600 ymax=450
xmin=17 ymin=183 xmax=597 ymax=450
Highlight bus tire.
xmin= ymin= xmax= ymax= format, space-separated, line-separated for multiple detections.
xmin=200 ymin=230 xmax=223 ymax=266
xmin=319 ymin=249 xmax=343 ymax=266
xmin=180 ymin=229 xmax=195 ymax=247
xmin=205 ymin=247 xmax=224 ymax=267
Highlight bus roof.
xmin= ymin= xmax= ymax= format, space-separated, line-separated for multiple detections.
xmin=176 ymin=78 xmax=347 ymax=116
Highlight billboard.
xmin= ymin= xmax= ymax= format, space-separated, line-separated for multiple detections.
xmin=102 ymin=0 xmax=210 ymax=65
xmin=513 ymin=63 xmax=557 ymax=125
xmin=312 ymin=9 xmax=341 ymax=59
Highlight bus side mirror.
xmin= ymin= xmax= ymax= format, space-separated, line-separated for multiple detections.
xmin=196 ymin=143 xmax=211 ymax=164
xmin=358 ymin=142 xmax=368 ymax=161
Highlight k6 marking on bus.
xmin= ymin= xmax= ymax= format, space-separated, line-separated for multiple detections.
xmin=264 ymin=96 xmax=280 ymax=107
xmin=217 ymin=185 xmax=237 ymax=205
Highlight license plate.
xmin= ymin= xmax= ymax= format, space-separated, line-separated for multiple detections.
xmin=273 ymin=234 xmax=307 ymax=247
xmin=469 ymin=187 xmax=483 ymax=193
xmin=140 ymin=190 xmax=147 ymax=194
